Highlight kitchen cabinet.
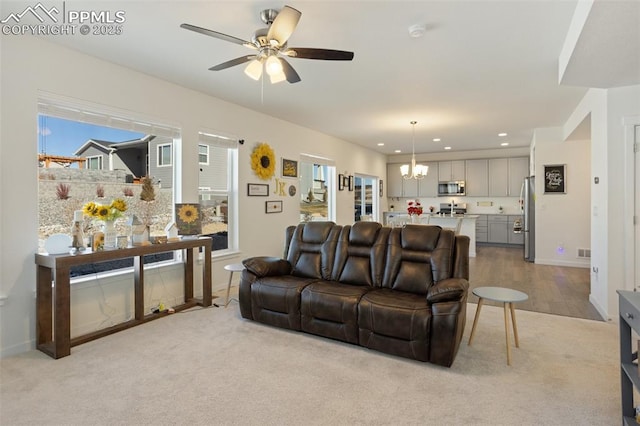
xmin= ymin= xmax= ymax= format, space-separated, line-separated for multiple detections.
xmin=438 ymin=160 xmax=465 ymax=181
xmin=487 ymin=214 xmax=509 ymax=244
xmin=508 ymin=215 xmax=524 ymax=245
xmin=387 ymin=162 xmax=437 ymax=198
xmin=475 ymin=214 xmax=488 ymax=243
xmin=465 ymin=159 xmax=489 ymax=196
xmin=489 ymin=157 xmax=529 ymax=197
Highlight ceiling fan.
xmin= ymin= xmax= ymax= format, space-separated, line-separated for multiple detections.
xmin=180 ymin=5 xmax=354 ymax=84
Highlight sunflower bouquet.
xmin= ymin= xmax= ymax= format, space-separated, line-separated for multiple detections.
xmin=82 ymin=198 xmax=128 ymax=221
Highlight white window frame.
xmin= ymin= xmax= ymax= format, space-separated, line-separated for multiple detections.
xmin=198 ymin=144 xmax=209 ymax=165
xmin=198 ymin=131 xmax=239 ymax=255
xmin=157 ymin=143 xmax=172 ymax=167
xmin=86 ymin=155 xmax=103 ymax=170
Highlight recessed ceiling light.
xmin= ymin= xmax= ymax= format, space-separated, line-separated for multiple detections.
xmin=498 ymin=132 xmax=508 ymax=137
xmin=377 ymin=143 xmax=384 ymax=146
xmin=394 ymin=149 xmax=401 ymax=153
xmin=408 ymin=24 xmax=426 ymax=38
xmin=501 ymin=142 xmax=509 ymax=146
xmin=433 ymin=138 xmax=441 ymax=142
xmin=444 ymin=146 xmax=452 ymax=150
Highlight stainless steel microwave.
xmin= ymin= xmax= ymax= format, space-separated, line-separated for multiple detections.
xmin=438 ymin=181 xmax=466 ymax=196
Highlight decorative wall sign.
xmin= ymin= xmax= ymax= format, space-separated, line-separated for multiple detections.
xmin=348 ymin=175 xmax=354 ymax=191
xmin=265 ymin=200 xmax=283 ymax=213
xmin=288 ymin=185 xmax=297 ymax=196
xmin=379 ymin=180 xmax=384 ymax=197
xmin=544 ymin=164 xmax=566 ymax=194
xmin=338 ymin=174 xmax=345 ymax=191
xmin=273 ymin=178 xmax=287 ymax=196
xmin=247 ymin=183 xmax=269 ymax=196
xmin=282 ymin=158 xmax=298 ymax=178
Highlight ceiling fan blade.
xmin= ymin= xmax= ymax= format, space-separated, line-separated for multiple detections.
xmin=180 ymin=23 xmax=256 ymax=49
xmin=283 ymin=48 xmax=354 ymax=61
xmin=209 ymin=55 xmax=256 ymax=71
xmin=279 ymin=58 xmax=301 ymax=84
xmin=266 ymin=5 xmax=301 ymax=46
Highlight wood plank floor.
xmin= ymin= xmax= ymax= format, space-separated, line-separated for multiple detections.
xmin=469 ymin=245 xmax=603 ymax=321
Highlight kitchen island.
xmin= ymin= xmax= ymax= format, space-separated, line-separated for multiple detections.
xmin=382 ymin=212 xmax=478 ymax=257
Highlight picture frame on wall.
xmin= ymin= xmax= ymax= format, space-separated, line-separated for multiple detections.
xmin=544 ymin=164 xmax=566 ymax=194
xmin=338 ymin=174 xmax=345 ymax=191
xmin=348 ymin=175 xmax=354 ymax=191
xmin=247 ymin=183 xmax=269 ymax=196
xmin=282 ymin=158 xmax=298 ymax=178
xmin=265 ymin=200 xmax=283 ymax=213
xmin=379 ymin=180 xmax=384 ymax=197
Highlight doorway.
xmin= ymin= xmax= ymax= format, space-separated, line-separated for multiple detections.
xmin=354 ymin=174 xmax=378 ymax=222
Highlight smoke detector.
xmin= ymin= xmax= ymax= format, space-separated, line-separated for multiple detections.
xmin=408 ymin=24 xmax=426 ymax=38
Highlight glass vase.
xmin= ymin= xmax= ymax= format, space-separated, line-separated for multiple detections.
xmin=102 ymin=220 xmax=117 ymax=249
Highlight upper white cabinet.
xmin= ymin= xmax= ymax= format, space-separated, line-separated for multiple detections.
xmin=438 ymin=160 xmax=465 ymax=181
xmin=489 ymin=157 xmax=528 ymax=197
xmin=387 ymin=162 xmax=438 ymax=198
xmin=508 ymin=157 xmax=529 ymax=197
xmin=465 ymin=159 xmax=489 ymax=196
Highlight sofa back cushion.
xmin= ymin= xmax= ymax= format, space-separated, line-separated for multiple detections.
xmin=332 ymin=222 xmax=390 ymax=286
xmin=381 ymin=225 xmax=455 ymax=294
xmin=286 ymin=221 xmax=341 ymax=280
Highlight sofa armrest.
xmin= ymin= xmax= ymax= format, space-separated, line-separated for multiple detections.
xmin=242 ymin=256 xmax=292 ymax=277
xmin=427 ymin=278 xmax=469 ymax=303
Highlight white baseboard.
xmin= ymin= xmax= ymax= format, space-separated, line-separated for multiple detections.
xmin=534 ymin=258 xmax=590 ymax=268
xmin=0 ymin=340 xmax=34 ymax=359
xmin=589 ymin=294 xmax=610 ymax=321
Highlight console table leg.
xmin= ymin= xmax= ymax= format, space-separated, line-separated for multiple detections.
xmin=54 ymin=267 xmax=71 ymax=358
xmin=134 ymin=255 xmax=144 ymax=321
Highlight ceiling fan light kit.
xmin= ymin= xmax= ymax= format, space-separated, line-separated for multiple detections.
xmin=401 ymin=121 xmax=429 ymax=180
xmin=181 ymin=5 xmax=354 ymax=84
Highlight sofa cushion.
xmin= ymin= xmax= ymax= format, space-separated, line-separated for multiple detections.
xmin=358 ymin=288 xmax=432 ymax=362
xmin=287 ymin=222 xmax=341 ymax=280
xmin=250 ymin=275 xmax=320 ymax=330
xmin=301 ymin=281 xmax=371 ymax=344
xmin=382 ymin=225 xmax=455 ymax=294
xmin=332 ymin=222 xmax=389 ymax=287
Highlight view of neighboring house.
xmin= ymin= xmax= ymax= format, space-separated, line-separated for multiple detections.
xmin=73 ymin=135 xmax=174 ymax=189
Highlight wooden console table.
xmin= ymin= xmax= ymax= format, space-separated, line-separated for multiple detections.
xmin=35 ymin=237 xmax=212 ymax=359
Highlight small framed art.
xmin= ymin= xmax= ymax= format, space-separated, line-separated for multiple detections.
xmin=265 ymin=200 xmax=283 ymax=214
xmin=247 ymin=183 xmax=269 ymax=196
xmin=282 ymin=158 xmax=298 ymax=178
xmin=338 ymin=174 xmax=345 ymax=191
xmin=175 ymin=203 xmax=202 ymax=235
xmin=544 ymin=164 xmax=566 ymax=194
xmin=348 ymin=175 xmax=354 ymax=191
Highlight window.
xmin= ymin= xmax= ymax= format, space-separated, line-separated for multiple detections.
xmin=86 ymin=155 xmax=103 ymax=170
xmin=299 ymin=154 xmax=335 ymax=222
xmin=198 ymin=131 xmax=238 ymax=253
xmin=37 ymin=97 xmax=179 ymax=276
xmin=198 ymin=144 xmax=209 ymax=165
xmin=157 ymin=144 xmax=172 ymax=167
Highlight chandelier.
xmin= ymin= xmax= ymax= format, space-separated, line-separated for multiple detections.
xmin=400 ymin=121 xmax=428 ymax=179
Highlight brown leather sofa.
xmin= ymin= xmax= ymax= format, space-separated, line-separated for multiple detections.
xmin=239 ymin=221 xmax=470 ymax=367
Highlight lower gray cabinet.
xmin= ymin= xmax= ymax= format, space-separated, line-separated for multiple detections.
xmin=487 ymin=215 xmax=509 ymax=244
xmin=475 ymin=215 xmax=488 ymax=243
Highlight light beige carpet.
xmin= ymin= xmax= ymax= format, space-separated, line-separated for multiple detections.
xmin=0 ymin=300 xmax=619 ymax=425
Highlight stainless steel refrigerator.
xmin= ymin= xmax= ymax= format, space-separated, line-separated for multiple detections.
xmin=523 ymin=176 xmax=535 ymax=262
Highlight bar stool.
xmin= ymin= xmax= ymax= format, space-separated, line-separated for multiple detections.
xmin=223 ymin=263 xmax=245 ymax=307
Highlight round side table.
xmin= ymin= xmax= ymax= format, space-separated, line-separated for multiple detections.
xmin=467 ymin=286 xmax=528 ymax=365
xmin=223 ymin=263 xmax=245 ymax=308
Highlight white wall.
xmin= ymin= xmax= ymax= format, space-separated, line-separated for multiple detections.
xmin=0 ymin=36 xmax=387 ymax=357
xmin=531 ymin=127 xmax=591 ymax=268
xmin=560 ymin=85 xmax=640 ymax=320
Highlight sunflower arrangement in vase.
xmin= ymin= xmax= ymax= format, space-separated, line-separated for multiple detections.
xmin=82 ymin=198 xmax=128 ymax=221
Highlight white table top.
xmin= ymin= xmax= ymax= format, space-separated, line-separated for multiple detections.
xmin=224 ymin=263 xmax=245 ymax=272
xmin=473 ymin=286 xmax=528 ymax=303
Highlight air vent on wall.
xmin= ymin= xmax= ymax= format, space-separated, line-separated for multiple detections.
xmin=577 ymin=248 xmax=591 ymax=258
